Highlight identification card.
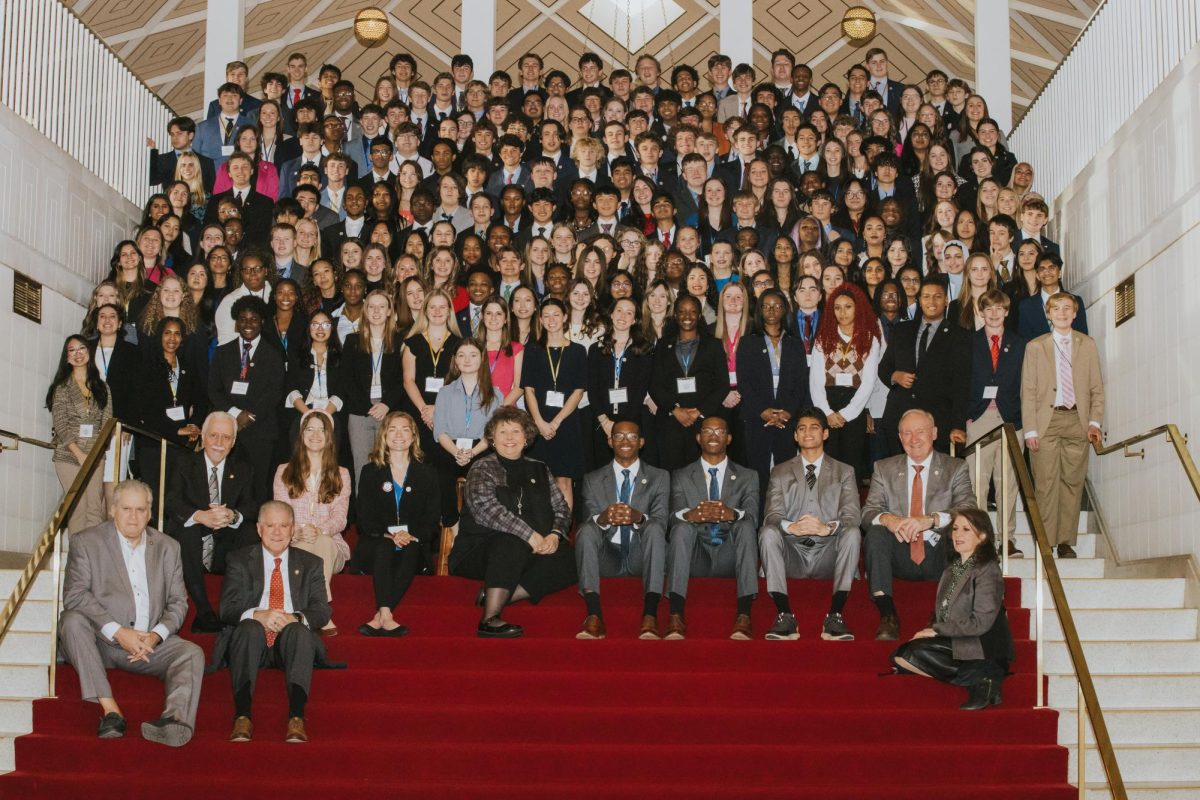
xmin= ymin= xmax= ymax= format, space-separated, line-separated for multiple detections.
xmin=370 ymin=385 xmax=382 ymax=401
xmin=982 ymin=386 xmax=998 ymax=399
xmin=728 ymin=370 xmax=738 ymax=386
xmin=424 ymin=377 xmax=444 ymax=394
xmin=455 ymin=437 xmax=474 ymax=451
xmin=387 ymin=525 xmax=409 ymax=534
xmin=927 ymin=532 xmax=941 ymax=547
xmin=545 ymin=390 xmax=565 ymax=408
xmin=676 ymin=377 xmax=697 ymax=394
xmin=835 ymin=372 xmax=854 ymax=387
xmin=806 ymin=354 xmax=813 ymax=368
xmin=166 ymin=406 xmax=186 ymax=421
xmin=578 ymin=394 xmax=590 ymax=409
xmin=79 ymin=424 xmax=94 ymax=438
xmin=608 ymin=387 xmax=629 ymax=404
xmin=221 ymin=145 xmax=235 ymax=156
xmin=231 ymin=381 xmax=249 ymax=396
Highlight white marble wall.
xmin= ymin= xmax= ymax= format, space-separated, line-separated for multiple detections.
xmin=0 ymin=106 xmax=140 ymax=553
xmin=1051 ymin=45 xmax=1200 ymax=566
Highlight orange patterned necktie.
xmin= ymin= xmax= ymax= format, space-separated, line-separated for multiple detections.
xmin=909 ymin=466 xmax=925 ymax=565
xmin=266 ymin=557 xmax=284 ymax=646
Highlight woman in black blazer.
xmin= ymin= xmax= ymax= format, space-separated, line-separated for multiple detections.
xmin=586 ymin=297 xmax=653 ymax=463
xmin=285 ymin=309 xmax=349 ymax=462
xmin=342 ymin=290 xmax=407 ymax=486
xmin=648 ymin=295 xmax=730 ymax=470
xmin=356 ymin=411 xmax=441 ymax=637
xmin=134 ymin=318 xmax=206 ymax=515
xmin=736 ymin=288 xmax=810 ymax=499
xmin=890 ymin=508 xmax=1014 ymax=710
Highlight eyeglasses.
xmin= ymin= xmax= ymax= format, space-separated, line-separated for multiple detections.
xmin=699 ymin=427 xmax=727 ymax=436
xmin=752 ymin=279 xmax=773 ymax=288
xmin=610 ymin=432 xmax=641 ymax=442
xmin=880 ymin=291 xmax=900 ymax=299
xmin=310 ymin=321 xmax=333 ymax=330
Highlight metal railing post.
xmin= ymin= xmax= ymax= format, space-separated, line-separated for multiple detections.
xmin=1000 ymin=431 xmax=1010 ymax=576
xmin=1079 ymin=683 xmax=1087 ymax=798
xmin=47 ymin=521 xmax=63 ymax=698
xmin=157 ymin=439 xmax=167 ymax=531
xmin=1036 ymin=533 xmax=1045 ymax=708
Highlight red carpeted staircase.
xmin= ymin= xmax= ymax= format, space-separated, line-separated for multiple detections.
xmin=0 ymin=575 xmax=1074 ymax=799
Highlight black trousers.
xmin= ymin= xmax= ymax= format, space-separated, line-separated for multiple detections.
xmin=167 ymin=522 xmax=257 ymax=616
xmin=824 ymin=386 xmax=869 ymax=483
xmin=864 ymin=525 xmax=945 ymax=598
xmin=450 ymin=532 xmax=577 ymax=603
xmin=357 ymin=537 xmax=422 ymax=609
xmin=234 ymin=426 xmax=277 ymax=503
xmin=891 ymin=636 xmax=1006 ymax=687
xmin=134 ymin=438 xmax=185 ymax=521
xmin=229 ymin=619 xmax=317 ymax=703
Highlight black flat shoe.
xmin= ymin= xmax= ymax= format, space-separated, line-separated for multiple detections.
xmin=474 ymin=588 xmax=485 ymax=607
xmin=960 ymin=678 xmax=995 ymax=711
xmin=477 ymin=617 xmax=522 ymax=638
xmin=990 ymin=680 xmax=1003 ymax=706
xmin=378 ymin=625 xmax=409 ymax=637
xmin=357 ymin=624 xmax=380 ymax=637
xmin=97 ymin=712 xmax=126 ymax=738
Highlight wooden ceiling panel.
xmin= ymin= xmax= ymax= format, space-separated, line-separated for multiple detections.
xmin=124 ymin=20 xmax=205 ymax=76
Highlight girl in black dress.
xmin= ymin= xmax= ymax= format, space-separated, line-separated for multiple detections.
xmin=402 ymin=289 xmax=463 ymax=467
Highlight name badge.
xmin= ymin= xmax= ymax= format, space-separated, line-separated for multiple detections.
xmin=424 ymin=377 xmax=444 ymax=394
xmin=677 ymin=377 xmax=697 ymax=394
xmin=927 ymin=532 xmax=941 ymax=547
xmin=578 ymin=394 xmax=590 ymax=409
xmin=608 ymin=387 xmax=629 ymax=404
xmin=455 ymin=437 xmax=474 ymax=450
xmin=728 ymin=370 xmax=738 ymax=386
xmin=370 ymin=385 xmax=382 ymax=401
xmin=79 ymin=424 xmax=94 ymax=438
xmin=982 ymin=386 xmax=998 ymax=399
xmin=221 ymin=145 xmax=235 ymax=157
xmin=166 ymin=406 xmax=186 ymax=421
xmin=835 ymin=372 xmax=854 ymax=387
xmin=806 ymin=354 xmax=813 ymax=368
xmin=545 ymin=390 xmax=565 ymax=408
xmin=387 ymin=525 xmax=409 ymax=534
xmin=231 ymin=381 xmax=249 ymax=395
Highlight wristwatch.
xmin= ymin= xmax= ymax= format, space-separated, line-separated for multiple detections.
xmin=292 ymin=612 xmax=303 ymax=624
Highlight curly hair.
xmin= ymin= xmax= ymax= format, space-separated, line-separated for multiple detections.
xmin=484 ymin=406 xmax=538 ymax=448
xmin=139 ymin=275 xmax=199 ymax=335
xmin=814 ymin=282 xmax=880 ymax=357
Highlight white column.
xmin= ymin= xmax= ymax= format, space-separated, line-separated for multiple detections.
xmin=461 ymin=0 xmax=496 ymax=77
xmin=720 ymin=0 xmax=753 ymax=66
xmin=204 ymin=0 xmax=245 ymax=110
xmin=975 ymin=0 xmax=1012 ymax=131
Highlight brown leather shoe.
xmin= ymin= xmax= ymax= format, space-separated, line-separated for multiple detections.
xmin=874 ymin=613 xmax=900 ymax=641
xmin=730 ymin=614 xmax=753 ymax=640
xmin=285 ymin=716 xmax=308 ymax=743
xmin=638 ymin=614 xmax=660 ymax=640
xmin=228 ymin=715 xmax=253 ymax=743
xmin=576 ymin=614 xmax=606 ymax=640
xmin=664 ymin=613 xmax=687 ymax=640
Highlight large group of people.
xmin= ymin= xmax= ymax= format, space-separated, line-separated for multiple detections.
xmin=49 ymin=40 xmax=1108 ymax=748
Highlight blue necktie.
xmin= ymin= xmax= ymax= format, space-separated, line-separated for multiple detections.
xmin=618 ymin=468 xmax=633 ymax=568
xmin=707 ymin=467 xmax=722 ymax=545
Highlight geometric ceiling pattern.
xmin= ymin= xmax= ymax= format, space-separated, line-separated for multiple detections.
xmin=64 ymin=0 xmax=1099 ymax=122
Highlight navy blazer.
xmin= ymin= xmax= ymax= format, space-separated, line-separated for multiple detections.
xmin=735 ymin=333 xmax=810 ymax=422
xmin=1016 ymin=292 xmax=1087 ymax=341
xmin=966 ymin=329 xmax=1026 ymax=428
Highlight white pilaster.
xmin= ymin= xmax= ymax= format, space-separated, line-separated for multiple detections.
xmin=720 ymin=0 xmax=753 ymax=66
xmin=204 ymin=0 xmax=246 ymax=111
xmin=461 ymin=0 xmax=496 ymax=77
xmin=975 ymin=0 xmax=1012 ymax=131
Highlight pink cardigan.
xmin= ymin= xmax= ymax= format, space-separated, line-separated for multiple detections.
xmin=272 ymin=465 xmax=351 ymax=562
xmin=213 ymin=160 xmax=280 ymax=200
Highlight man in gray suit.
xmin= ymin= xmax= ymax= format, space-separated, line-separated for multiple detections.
xmin=759 ymin=408 xmax=862 ymax=641
xmin=575 ymin=420 xmax=670 ymax=640
xmin=59 ymin=480 xmax=203 ymax=746
xmin=667 ymin=416 xmax=760 ymax=640
xmin=862 ymin=408 xmax=976 ymax=641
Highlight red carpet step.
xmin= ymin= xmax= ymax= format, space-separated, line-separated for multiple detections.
xmin=0 ymin=576 xmax=1075 ymax=799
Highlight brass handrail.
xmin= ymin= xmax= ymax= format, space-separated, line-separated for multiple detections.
xmin=0 ymin=427 xmax=56 ymax=452
xmin=1091 ymin=424 xmax=1200 ymax=504
xmin=958 ymin=423 xmax=1127 ymax=799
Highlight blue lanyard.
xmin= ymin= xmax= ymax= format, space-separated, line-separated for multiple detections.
xmin=680 ymin=351 xmax=693 ymax=376
xmin=463 ymin=381 xmax=477 ymax=428
xmin=612 ymin=342 xmax=628 ymax=386
xmin=371 ymin=349 xmax=383 ymax=379
xmin=391 ymin=472 xmax=407 ymax=522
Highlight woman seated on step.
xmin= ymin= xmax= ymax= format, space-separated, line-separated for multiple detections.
xmin=448 ymin=406 xmax=577 ymax=639
xmin=889 ymin=508 xmax=1014 ymax=710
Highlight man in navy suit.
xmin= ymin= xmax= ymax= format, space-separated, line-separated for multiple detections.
xmin=865 ymin=48 xmax=905 ymax=117
xmin=484 ymin=134 xmax=532 ymax=197
xmin=966 ymin=290 xmax=1026 ymax=557
xmin=1017 ymin=253 xmax=1087 ymax=341
xmin=203 ymin=153 xmax=273 ymax=247
xmin=195 ymin=83 xmax=257 ymax=167
xmin=148 ymin=116 xmax=216 ymax=191
xmin=204 ymin=61 xmax=262 ymax=120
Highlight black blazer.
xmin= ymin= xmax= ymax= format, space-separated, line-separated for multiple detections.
xmin=878 ymin=317 xmax=972 ymax=437
xmin=649 ymin=335 xmax=730 ymax=420
xmin=586 ymin=344 xmax=653 ymax=422
xmin=165 ymin=450 xmax=259 ymax=536
xmin=262 ymin=311 xmax=311 ymax=369
xmin=355 ymin=461 xmax=441 ymax=542
xmin=341 ymin=333 xmax=405 ymax=415
xmin=149 ymin=148 xmax=215 ymax=192
xmin=286 ymin=348 xmax=348 ymax=412
xmin=97 ymin=338 xmax=141 ymax=422
xmin=1017 ymin=292 xmax=1087 ymax=341
xmin=133 ymin=353 xmax=207 ymax=445
xmin=218 ymin=544 xmax=331 ymax=630
xmin=735 ymin=333 xmax=810 ymax=422
xmin=203 ymin=189 xmax=273 ymax=247
xmin=208 ymin=338 xmax=286 ymax=435
xmin=966 ymin=328 xmax=1026 ymax=428
xmin=320 ymin=218 xmax=367 ymax=257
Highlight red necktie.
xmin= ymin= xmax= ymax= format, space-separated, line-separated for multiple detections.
xmin=266 ymin=557 xmax=284 ymax=646
xmin=293 ymin=88 xmax=301 ymax=105
xmin=990 ymin=335 xmax=1000 ymax=371
xmin=662 ymin=230 xmax=671 ymax=249
xmin=909 ymin=466 xmax=925 ymax=565
xmin=239 ymin=341 xmax=251 ymax=380
xmin=742 ymin=161 xmax=752 ymax=190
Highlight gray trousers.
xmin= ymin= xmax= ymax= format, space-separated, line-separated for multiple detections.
xmin=228 ymin=619 xmax=317 ymax=700
xmin=59 ymin=609 xmax=203 ymax=728
xmin=759 ymin=523 xmax=861 ymax=596
xmin=864 ymin=524 xmax=945 ymax=597
xmin=347 ymin=414 xmax=381 ymax=493
xmin=667 ymin=519 xmax=759 ymax=599
xmin=575 ymin=520 xmax=667 ymax=596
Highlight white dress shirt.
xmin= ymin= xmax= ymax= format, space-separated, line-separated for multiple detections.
xmin=100 ymin=532 xmax=172 ymax=644
xmin=871 ymin=453 xmax=949 ymax=538
xmin=675 ymin=457 xmax=744 ymax=521
xmin=240 ymin=547 xmax=306 ymax=623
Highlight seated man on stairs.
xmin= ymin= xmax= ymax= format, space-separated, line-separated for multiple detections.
xmin=862 ymin=408 xmax=976 ymax=641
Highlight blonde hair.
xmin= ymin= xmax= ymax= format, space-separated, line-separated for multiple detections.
xmin=175 ymin=152 xmax=207 ymax=208
xmin=368 ymin=411 xmax=425 ymax=466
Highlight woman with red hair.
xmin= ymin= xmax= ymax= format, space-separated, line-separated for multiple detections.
xmin=808 ymin=283 xmax=882 ymax=482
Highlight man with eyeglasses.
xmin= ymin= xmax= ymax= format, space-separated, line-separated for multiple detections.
xmin=574 ymin=421 xmax=670 ymax=640
xmin=1016 ymin=253 xmax=1087 ymax=341
xmin=665 ymin=416 xmax=761 ymax=640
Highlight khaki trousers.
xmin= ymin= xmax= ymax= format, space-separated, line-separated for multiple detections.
xmin=966 ymin=406 xmax=1023 ymax=542
xmin=54 ymin=459 xmax=106 ymax=535
xmin=1029 ymin=409 xmax=1088 ymax=546
xmin=292 ymin=534 xmax=347 ymax=601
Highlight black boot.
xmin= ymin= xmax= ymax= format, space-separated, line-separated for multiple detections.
xmin=960 ymin=678 xmax=995 ymax=711
xmin=989 ymin=678 xmax=1003 ymax=707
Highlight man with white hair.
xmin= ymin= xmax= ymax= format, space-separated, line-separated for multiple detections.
xmin=59 ymin=479 xmax=204 ymax=746
xmin=165 ymin=411 xmax=259 ymax=633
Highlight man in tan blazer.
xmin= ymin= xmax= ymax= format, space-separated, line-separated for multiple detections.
xmin=1020 ymin=292 xmax=1105 ymax=558
xmin=759 ymin=408 xmax=862 ymax=641
xmin=862 ymin=408 xmax=976 ymax=640
xmin=60 ymin=480 xmax=203 ymax=746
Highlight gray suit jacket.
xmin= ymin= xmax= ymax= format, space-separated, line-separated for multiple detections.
xmin=931 ymin=559 xmax=1012 ymax=662
xmin=581 ymin=460 xmax=670 ymax=542
xmin=761 ymin=454 xmax=861 ymax=538
xmin=861 ymin=451 xmax=975 ymax=530
xmin=669 ymin=459 xmax=761 ymax=529
xmin=63 ymin=521 xmax=188 ymax=638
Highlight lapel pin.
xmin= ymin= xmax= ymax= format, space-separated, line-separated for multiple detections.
xmin=228 ymin=473 xmax=235 ymax=480
xmin=406 ymin=485 xmax=412 ymax=492
xmin=640 ymin=478 xmax=647 ymax=484
xmin=383 ymin=482 xmax=393 ymax=491
xmin=730 ymin=474 xmax=736 ymax=480
xmin=294 ymin=569 xmax=300 ymax=575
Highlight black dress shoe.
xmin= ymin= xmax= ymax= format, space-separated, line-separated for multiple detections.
xmin=989 ymin=679 xmax=1003 ymax=706
xmin=378 ymin=625 xmax=409 ymax=637
xmin=960 ymin=678 xmax=995 ymax=711
xmin=97 ymin=712 xmax=126 ymax=738
xmin=1056 ymin=544 xmax=1077 ymax=559
xmin=474 ymin=588 xmax=485 ymax=607
xmin=477 ymin=617 xmax=523 ymax=638
xmin=190 ymin=612 xmax=223 ymax=634
xmin=357 ymin=623 xmax=380 ymax=637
